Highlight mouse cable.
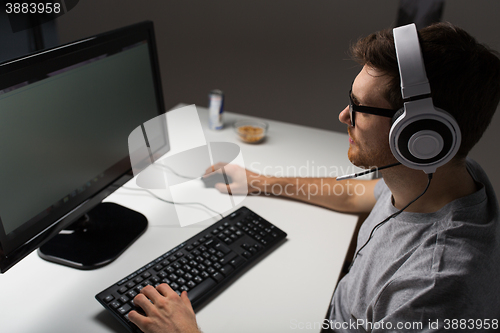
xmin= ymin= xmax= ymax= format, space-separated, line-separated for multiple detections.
xmin=347 ymin=173 xmax=433 ymax=272
xmin=121 ymin=186 xmax=224 ymax=220
xmin=152 ymin=164 xmax=198 ymax=180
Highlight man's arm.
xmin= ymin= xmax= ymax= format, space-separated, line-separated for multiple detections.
xmin=205 ymin=163 xmax=379 ymax=214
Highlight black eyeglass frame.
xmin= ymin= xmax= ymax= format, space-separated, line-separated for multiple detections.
xmin=349 ymin=89 xmax=398 ymax=127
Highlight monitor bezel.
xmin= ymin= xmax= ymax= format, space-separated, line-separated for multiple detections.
xmin=0 ymin=21 xmax=165 ymax=273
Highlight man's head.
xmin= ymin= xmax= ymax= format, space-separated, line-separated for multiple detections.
xmin=346 ymin=22 xmax=500 ymax=164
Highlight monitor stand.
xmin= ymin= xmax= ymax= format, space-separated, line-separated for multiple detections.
xmin=38 ymin=202 xmax=147 ymax=270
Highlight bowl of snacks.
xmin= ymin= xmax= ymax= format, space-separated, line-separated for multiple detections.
xmin=233 ymin=120 xmax=268 ymax=143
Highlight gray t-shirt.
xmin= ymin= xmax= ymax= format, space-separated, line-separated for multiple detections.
xmin=328 ymin=159 xmax=500 ymax=332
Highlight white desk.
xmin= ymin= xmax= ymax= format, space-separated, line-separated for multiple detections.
xmin=0 ymin=105 xmax=361 ymax=333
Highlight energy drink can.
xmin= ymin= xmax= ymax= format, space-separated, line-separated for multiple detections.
xmin=208 ymin=89 xmax=224 ymax=130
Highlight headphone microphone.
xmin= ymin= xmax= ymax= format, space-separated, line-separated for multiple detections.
xmin=336 ymin=162 xmax=401 ymax=181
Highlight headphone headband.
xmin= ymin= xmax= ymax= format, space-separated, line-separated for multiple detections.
xmin=393 ymin=24 xmax=431 ymax=99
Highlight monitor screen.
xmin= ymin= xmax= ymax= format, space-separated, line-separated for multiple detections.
xmin=0 ymin=21 xmax=168 ymax=272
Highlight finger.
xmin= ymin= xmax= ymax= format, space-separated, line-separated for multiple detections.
xmin=156 ymin=283 xmax=179 ymax=298
xmin=203 ymin=167 xmax=214 ymax=176
xmin=203 ymin=168 xmax=222 ymax=178
xmin=204 ymin=164 xmax=218 ymax=175
xmin=204 ymin=162 xmax=228 ymax=176
xmin=140 ymin=284 xmax=163 ymax=304
xmin=133 ymin=293 xmax=155 ymax=316
xmin=181 ymin=291 xmax=195 ymax=315
xmin=127 ymin=310 xmax=149 ymax=332
xmin=202 ymin=170 xmax=222 ymax=179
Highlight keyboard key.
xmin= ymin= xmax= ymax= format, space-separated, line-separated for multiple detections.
xmin=212 ymin=272 xmax=223 ymax=282
xmin=219 ymin=252 xmax=237 ymax=265
xmin=220 ymin=264 xmax=234 ymax=276
xmin=110 ymin=300 xmax=121 ymax=309
xmin=230 ymin=256 xmax=246 ymax=268
xmin=117 ymin=303 xmax=132 ymax=315
xmin=104 ymin=295 xmax=114 ymax=303
xmin=214 ymin=242 xmax=231 ymax=254
xmin=119 ymin=295 xmax=130 ymax=303
xmin=117 ymin=278 xmax=128 ymax=286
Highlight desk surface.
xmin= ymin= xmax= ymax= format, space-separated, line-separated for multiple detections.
xmin=0 ymin=105 xmax=360 ymax=333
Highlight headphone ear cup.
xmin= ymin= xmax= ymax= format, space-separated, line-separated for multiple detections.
xmin=389 ymin=102 xmax=462 ymax=174
xmin=391 ymin=107 xmax=405 ymax=126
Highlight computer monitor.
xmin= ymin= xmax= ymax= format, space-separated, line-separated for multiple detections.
xmin=0 ymin=21 xmax=169 ymax=273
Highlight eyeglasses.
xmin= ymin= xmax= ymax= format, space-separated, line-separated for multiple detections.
xmin=349 ymin=90 xmax=398 ymax=127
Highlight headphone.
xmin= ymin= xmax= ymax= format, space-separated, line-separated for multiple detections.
xmin=389 ymin=23 xmax=461 ymax=174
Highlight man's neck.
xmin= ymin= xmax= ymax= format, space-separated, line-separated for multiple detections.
xmin=381 ymin=159 xmax=478 ymax=213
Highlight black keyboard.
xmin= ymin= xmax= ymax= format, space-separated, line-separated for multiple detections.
xmin=95 ymin=206 xmax=287 ymax=332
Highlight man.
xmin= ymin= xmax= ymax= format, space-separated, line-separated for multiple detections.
xmin=128 ymin=22 xmax=500 ymax=332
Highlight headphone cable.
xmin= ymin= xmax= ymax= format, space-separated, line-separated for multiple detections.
xmin=347 ymin=173 xmax=433 ymax=272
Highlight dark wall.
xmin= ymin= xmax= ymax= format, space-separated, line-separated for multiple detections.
xmin=9 ymin=0 xmax=499 ymax=197
xmin=54 ymin=0 xmax=399 ymax=134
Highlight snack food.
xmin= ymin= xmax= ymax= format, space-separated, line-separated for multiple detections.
xmin=237 ymin=125 xmax=265 ymax=143
xmin=233 ymin=120 xmax=268 ymax=143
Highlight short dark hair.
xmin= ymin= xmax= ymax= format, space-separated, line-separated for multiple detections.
xmin=350 ymin=22 xmax=500 ymax=158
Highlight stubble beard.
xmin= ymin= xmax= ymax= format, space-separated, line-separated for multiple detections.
xmin=347 ymin=129 xmax=396 ymax=170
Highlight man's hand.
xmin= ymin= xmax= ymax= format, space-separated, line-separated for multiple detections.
xmin=128 ymin=284 xmax=201 ymax=333
xmin=203 ymin=163 xmax=260 ymax=195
